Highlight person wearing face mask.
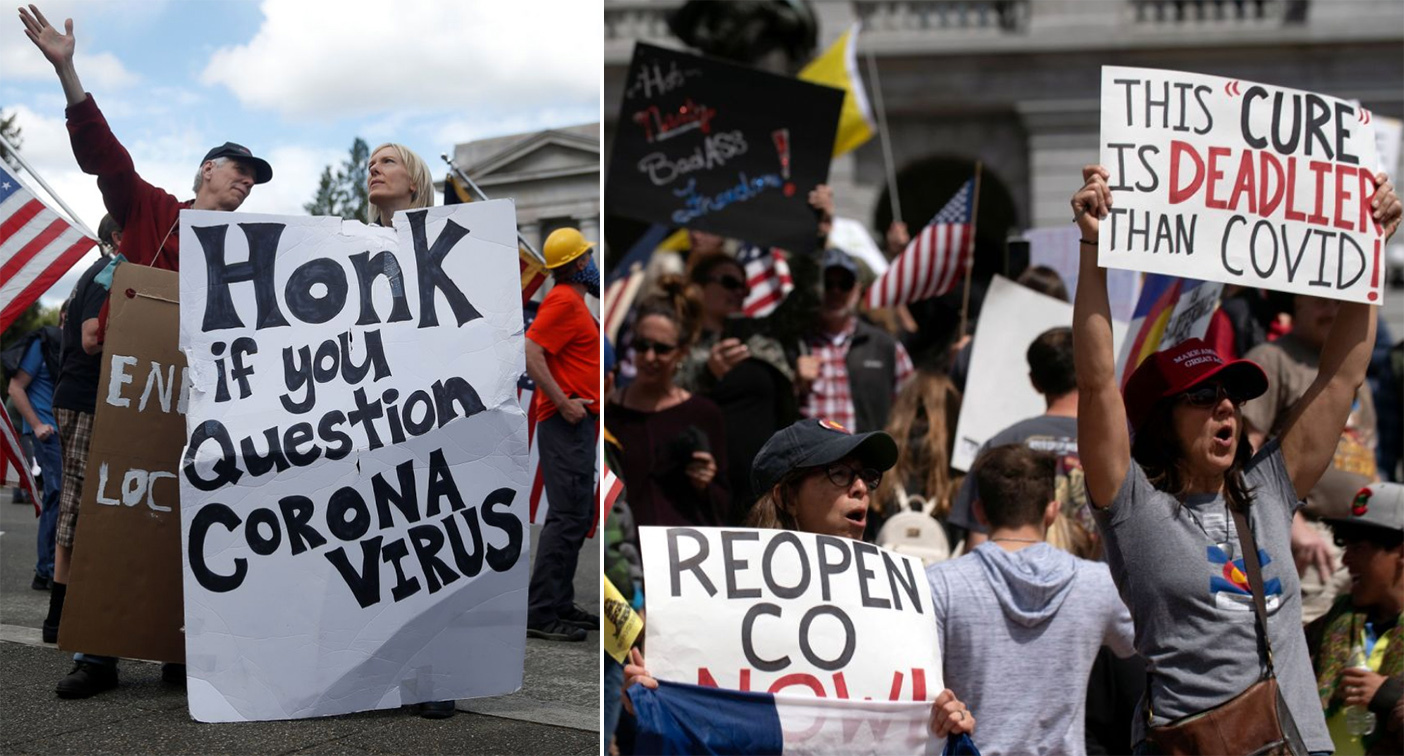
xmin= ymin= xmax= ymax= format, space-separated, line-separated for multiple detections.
xmin=20 ymin=5 xmax=272 ymax=273
xmin=523 ymin=228 xmax=602 ymax=644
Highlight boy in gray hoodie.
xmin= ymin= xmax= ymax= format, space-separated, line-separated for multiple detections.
xmin=927 ymin=444 xmax=1136 ymax=756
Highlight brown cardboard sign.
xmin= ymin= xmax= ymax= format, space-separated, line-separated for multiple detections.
xmin=60 ymin=264 xmax=186 ymax=663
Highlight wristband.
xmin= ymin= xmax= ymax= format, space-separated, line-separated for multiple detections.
xmin=1079 ymin=238 xmax=1098 ymax=246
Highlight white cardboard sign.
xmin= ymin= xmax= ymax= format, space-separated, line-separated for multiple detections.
xmin=641 ymin=526 xmax=942 ymax=701
xmin=1099 ymin=65 xmax=1386 ymax=304
xmin=178 ymin=203 xmax=530 ymax=722
xmin=954 ymin=275 xmax=1127 ymax=472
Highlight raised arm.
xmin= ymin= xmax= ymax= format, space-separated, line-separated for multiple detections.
xmin=1273 ymin=175 xmax=1399 ymax=499
xmin=1071 ymin=165 xmax=1131 ymax=509
xmin=19 ymin=5 xmax=84 ymax=107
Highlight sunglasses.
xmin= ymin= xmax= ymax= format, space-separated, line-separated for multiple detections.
xmin=710 ymin=274 xmax=750 ymax=294
xmin=821 ymin=462 xmax=882 ymax=490
xmin=1178 ymin=382 xmax=1245 ymax=408
xmin=632 ymin=338 xmax=678 ymax=357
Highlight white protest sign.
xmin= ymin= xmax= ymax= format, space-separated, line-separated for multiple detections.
xmin=641 ymin=526 xmax=941 ymax=701
xmin=178 ymin=203 xmax=530 ymax=722
xmin=1100 ymin=66 xmax=1386 ymax=304
xmin=954 ymin=275 xmax=1128 ymax=472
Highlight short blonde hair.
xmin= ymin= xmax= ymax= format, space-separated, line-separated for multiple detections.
xmin=367 ymin=143 xmax=435 ymax=226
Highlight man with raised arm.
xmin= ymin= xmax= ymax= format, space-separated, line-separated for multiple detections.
xmin=19 ymin=3 xmax=272 ymax=699
xmin=19 ymin=4 xmax=272 ymax=272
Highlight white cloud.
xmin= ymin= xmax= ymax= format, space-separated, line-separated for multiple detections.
xmin=0 ymin=48 xmax=139 ymax=90
xmin=5 ymin=105 xmax=105 ymax=230
xmin=238 ymin=143 xmax=346 ymax=216
xmin=1 ymin=0 xmax=141 ymax=91
xmin=427 ymin=107 xmax=601 ymax=148
xmin=199 ymin=0 xmax=601 ymax=121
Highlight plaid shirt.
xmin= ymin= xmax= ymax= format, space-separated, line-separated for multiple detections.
xmin=801 ymin=319 xmax=914 ymax=431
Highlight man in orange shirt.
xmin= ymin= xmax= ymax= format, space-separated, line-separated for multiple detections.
xmin=524 ymin=228 xmax=601 ymax=642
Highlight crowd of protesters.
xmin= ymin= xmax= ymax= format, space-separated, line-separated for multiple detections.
xmin=7 ymin=4 xmax=601 ymax=721
xmin=603 ymin=162 xmax=1404 ymax=755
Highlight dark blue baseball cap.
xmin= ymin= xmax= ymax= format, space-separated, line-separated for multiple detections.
xmin=202 ymin=142 xmax=273 ymax=184
xmin=751 ymin=418 xmax=898 ymax=495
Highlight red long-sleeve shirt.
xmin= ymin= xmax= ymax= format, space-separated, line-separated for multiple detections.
xmin=67 ymin=94 xmax=190 ymax=271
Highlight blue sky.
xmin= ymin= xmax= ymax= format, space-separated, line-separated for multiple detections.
xmin=1 ymin=0 xmax=602 ymax=305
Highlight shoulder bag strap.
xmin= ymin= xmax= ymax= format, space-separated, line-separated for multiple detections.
xmin=1229 ymin=503 xmax=1276 ymax=677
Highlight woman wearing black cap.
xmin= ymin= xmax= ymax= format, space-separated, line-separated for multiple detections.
xmin=624 ymin=418 xmax=978 ymax=742
xmin=1071 ymin=164 xmax=1401 ymax=755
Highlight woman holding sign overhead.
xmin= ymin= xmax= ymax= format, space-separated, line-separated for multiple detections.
xmin=1071 ymin=164 xmax=1400 ymax=755
xmin=622 ymin=418 xmax=978 ymax=750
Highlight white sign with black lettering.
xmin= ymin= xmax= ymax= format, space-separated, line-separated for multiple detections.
xmin=641 ymin=526 xmax=941 ymax=701
xmin=178 ymin=203 xmax=529 ymax=722
xmin=1100 ymin=65 xmax=1386 ymax=304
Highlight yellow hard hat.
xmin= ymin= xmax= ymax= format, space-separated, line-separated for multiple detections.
xmin=543 ymin=227 xmax=595 ymax=269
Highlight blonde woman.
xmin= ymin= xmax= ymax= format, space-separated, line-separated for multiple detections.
xmin=366 ymin=142 xmax=435 ymax=226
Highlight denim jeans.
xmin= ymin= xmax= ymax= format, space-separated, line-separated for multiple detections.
xmin=28 ymin=433 xmax=61 ymax=580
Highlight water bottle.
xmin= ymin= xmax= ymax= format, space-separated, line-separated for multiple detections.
xmin=1344 ymin=643 xmax=1377 ymax=737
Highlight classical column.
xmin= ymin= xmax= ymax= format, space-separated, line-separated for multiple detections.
xmin=573 ymin=215 xmax=600 ymax=244
xmin=519 ymin=221 xmax=542 ymax=253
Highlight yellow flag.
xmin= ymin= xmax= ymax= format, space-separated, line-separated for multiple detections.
xmin=603 ymin=577 xmax=642 ymax=664
xmin=799 ymin=24 xmax=875 ymax=157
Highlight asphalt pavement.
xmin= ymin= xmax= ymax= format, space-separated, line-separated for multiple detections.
xmin=0 ymin=491 xmax=600 ymax=755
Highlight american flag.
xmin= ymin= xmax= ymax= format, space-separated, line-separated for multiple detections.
xmin=519 ymin=248 xmax=547 ymax=304
xmin=600 ymin=457 xmax=624 ymax=521
xmin=0 ymin=165 xmax=96 ymax=331
xmin=865 ymin=178 xmax=975 ymax=309
xmin=738 ymin=243 xmax=793 ymax=318
xmin=2 ymin=164 xmax=94 ymax=513
xmin=603 ymin=261 xmax=645 ymax=343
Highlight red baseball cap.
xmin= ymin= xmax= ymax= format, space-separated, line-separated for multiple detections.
xmin=1123 ymin=338 xmax=1268 ymax=433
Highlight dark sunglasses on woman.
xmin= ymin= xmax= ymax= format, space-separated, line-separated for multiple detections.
xmin=1178 ymin=382 xmax=1245 ymax=408
xmin=632 ymin=338 xmax=678 ymax=357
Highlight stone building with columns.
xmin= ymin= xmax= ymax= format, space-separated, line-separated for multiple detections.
xmin=443 ymin=122 xmax=602 ymax=256
xmin=605 ymin=0 xmax=1403 ymax=250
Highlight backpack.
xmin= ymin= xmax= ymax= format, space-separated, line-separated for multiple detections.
xmin=1 ymin=326 xmax=61 ymax=382
xmin=877 ymin=484 xmax=954 ymax=566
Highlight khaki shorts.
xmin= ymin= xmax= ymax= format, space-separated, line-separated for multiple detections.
xmin=54 ymin=407 xmax=94 ymax=549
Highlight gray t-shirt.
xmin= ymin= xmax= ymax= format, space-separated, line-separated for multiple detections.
xmin=1093 ymin=440 xmax=1330 ymax=752
xmin=928 ymin=543 xmax=1135 ymax=756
